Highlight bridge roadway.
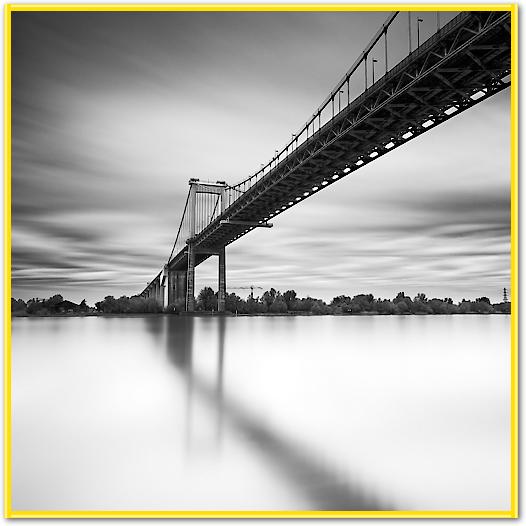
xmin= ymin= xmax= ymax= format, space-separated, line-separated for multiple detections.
xmin=142 ymin=10 xmax=511 ymax=310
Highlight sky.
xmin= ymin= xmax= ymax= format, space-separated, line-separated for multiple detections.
xmin=11 ymin=10 xmax=510 ymax=305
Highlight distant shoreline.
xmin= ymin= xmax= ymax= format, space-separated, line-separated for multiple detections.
xmin=13 ymin=290 xmax=510 ymax=317
xmin=11 ymin=311 xmax=510 ymax=318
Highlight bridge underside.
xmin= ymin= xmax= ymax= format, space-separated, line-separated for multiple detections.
xmin=143 ymin=10 xmax=511 ymax=310
xmin=167 ymin=10 xmax=510 ymax=273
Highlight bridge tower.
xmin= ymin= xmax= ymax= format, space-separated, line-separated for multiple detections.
xmin=186 ymin=179 xmax=228 ymax=313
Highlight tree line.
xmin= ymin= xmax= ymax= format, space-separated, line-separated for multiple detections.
xmin=11 ymin=295 xmax=90 ymax=316
xmin=11 ymin=294 xmax=163 ymax=315
xmin=193 ymin=287 xmax=510 ymax=315
xmin=11 ymin=289 xmax=510 ymax=316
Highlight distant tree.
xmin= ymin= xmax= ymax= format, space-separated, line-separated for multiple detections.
xmin=394 ymin=292 xmax=413 ymax=309
xmin=411 ymin=300 xmax=432 ymax=314
xmin=459 ymin=301 xmax=473 ymax=314
xmin=245 ymin=296 xmax=258 ymax=314
xmin=493 ymin=302 xmax=511 ymax=314
xmin=256 ymin=298 xmax=268 ymax=313
xmin=476 ymin=297 xmax=491 ymax=304
xmin=311 ymin=299 xmax=330 ymax=314
xmin=396 ymin=300 xmax=409 ymax=314
xmin=143 ymin=297 xmax=162 ymax=313
xmin=101 ymin=296 xmax=119 ymax=314
xmin=269 ymin=294 xmax=287 ymax=313
xmin=11 ymin=298 xmax=27 ymax=312
xmin=377 ymin=300 xmax=396 ymax=315
xmin=43 ymin=294 xmax=64 ymax=312
xmin=225 ymin=292 xmax=243 ymax=313
xmin=428 ymin=298 xmax=448 ymax=314
xmin=348 ymin=301 xmax=363 ymax=314
xmin=330 ymin=295 xmax=353 ymax=312
xmin=26 ymin=299 xmax=45 ymax=315
xmin=472 ymin=301 xmax=494 ymax=314
xmin=196 ymin=287 xmax=217 ymax=311
xmin=447 ymin=303 xmax=460 ymax=314
xmin=283 ymin=290 xmax=297 ymax=310
xmin=414 ymin=292 xmax=427 ymax=303
xmin=262 ymin=288 xmax=277 ymax=308
xmin=352 ymin=294 xmax=375 ymax=312
xmin=117 ymin=296 xmax=131 ymax=313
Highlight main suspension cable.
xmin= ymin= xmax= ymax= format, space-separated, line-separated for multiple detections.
xmin=167 ymin=190 xmax=191 ymax=264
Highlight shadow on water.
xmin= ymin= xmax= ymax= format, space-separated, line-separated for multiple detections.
xmin=143 ymin=316 xmax=393 ymax=511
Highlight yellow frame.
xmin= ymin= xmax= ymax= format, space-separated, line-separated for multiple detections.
xmin=4 ymin=3 xmax=518 ymax=519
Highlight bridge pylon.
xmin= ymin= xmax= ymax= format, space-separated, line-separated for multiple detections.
xmin=185 ymin=179 xmax=228 ymax=313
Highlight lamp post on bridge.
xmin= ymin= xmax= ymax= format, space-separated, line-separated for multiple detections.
xmin=408 ymin=12 xmax=412 ymax=53
xmin=338 ymin=90 xmax=344 ymax=113
xmin=417 ymin=18 xmax=424 ymax=47
xmin=372 ymin=59 xmax=378 ymax=84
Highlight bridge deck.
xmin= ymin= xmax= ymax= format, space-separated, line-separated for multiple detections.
xmin=166 ymin=10 xmax=510 ymax=273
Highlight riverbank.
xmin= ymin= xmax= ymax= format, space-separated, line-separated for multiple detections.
xmin=11 ymin=310 xmax=510 ymax=318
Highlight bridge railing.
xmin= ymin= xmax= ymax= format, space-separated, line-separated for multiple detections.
xmin=224 ymin=10 xmax=459 ymax=206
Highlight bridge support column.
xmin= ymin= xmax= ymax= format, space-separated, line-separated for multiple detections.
xmin=160 ymin=281 xmax=166 ymax=309
xmin=168 ymin=270 xmax=176 ymax=306
xmin=186 ymin=243 xmax=196 ymax=312
xmin=177 ymin=271 xmax=187 ymax=303
xmin=218 ymin=247 xmax=226 ymax=313
xmin=161 ymin=266 xmax=168 ymax=308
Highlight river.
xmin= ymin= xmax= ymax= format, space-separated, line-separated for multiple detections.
xmin=11 ymin=314 xmax=510 ymax=511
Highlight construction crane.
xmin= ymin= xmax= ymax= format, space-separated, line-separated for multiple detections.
xmin=228 ymin=285 xmax=263 ymax=300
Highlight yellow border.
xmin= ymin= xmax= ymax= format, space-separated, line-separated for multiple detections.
xmin=5 ymin=3 xmax=516 ymax=10
xmin=509 ymin=1 xmax=518 ymax=519
xmin=4 ymin=3 xmax=518 ymax=520
xmin=4 ymin=3 xmax=12 ymax=520
xmin=5 ymin=510 xmax=518 ymax=519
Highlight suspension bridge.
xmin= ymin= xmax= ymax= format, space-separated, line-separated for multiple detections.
xmin=139 ymin=9 xmax=511 ymax=312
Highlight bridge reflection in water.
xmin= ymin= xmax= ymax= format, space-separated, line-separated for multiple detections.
xmin=11 ymin=316 xmax=509 ymax=510
xmin=143 ymin=316 xmax=392 ymax=511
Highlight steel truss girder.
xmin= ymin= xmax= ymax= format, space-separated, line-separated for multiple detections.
xmin=166 ymin=10 xmax=510 ymax=271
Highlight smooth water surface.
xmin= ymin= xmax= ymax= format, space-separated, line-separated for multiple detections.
xmin=12 ymin=315 xmax=510 ymax=511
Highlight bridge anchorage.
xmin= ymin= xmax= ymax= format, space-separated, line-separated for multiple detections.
xmin=140 ymin=9 xmax=511 ymax=312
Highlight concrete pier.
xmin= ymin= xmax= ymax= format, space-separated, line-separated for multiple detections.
xmin=186 ymin=243 xmax=196 ymax=312
xmin=218 ymin=247 xmax=226 ymax=312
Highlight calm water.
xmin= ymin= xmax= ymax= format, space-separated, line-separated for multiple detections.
xmin=12 ymin=315 xmax=510 ymax=511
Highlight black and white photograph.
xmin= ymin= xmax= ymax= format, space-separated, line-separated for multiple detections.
xmin=8 ymin=4 xmax=516 ymax=517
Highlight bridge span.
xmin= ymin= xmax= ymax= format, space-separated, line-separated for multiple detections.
xmin=140 ymin=9 xmax=511 ymax=312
